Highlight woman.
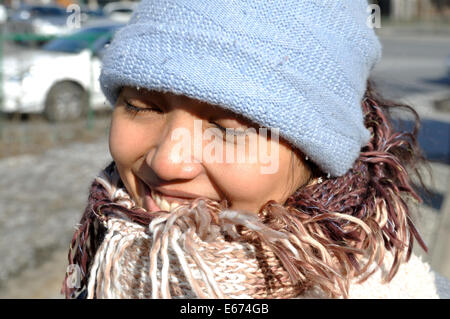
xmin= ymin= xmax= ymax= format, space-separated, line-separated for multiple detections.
xmin=63 ymin=0 xmax=447 ymax=298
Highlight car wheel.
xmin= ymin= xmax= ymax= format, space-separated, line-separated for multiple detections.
xmin=44 ymin=82 xmax=88 ymax=122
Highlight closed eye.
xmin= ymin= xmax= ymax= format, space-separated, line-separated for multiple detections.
xmin=124 ymin=100 xmax=163 ymax=115
xmin=209 ymin=120 xmax=250 ymax=136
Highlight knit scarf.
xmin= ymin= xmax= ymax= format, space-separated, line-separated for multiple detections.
xmin=62 ymin=161 xmax=421 ymax=299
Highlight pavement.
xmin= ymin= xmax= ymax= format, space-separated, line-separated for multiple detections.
xmin=0 ymin=137 xmax=112 ymax=298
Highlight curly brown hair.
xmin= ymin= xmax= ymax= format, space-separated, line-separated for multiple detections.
xmin=256 ymin=77 xmax=433 ymax=297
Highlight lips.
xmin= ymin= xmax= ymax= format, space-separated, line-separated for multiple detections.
xmin=144 ymin=184 xmax=162 ymax=213
xmin=143 ymin=184 xmax=193 ymax=213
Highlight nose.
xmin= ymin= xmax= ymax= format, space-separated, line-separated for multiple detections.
xmin=145 ymin=112 xmax=203 ymax=182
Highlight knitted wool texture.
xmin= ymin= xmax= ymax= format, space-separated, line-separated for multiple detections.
xmin=99 ymin=0 xmax=383 ymax=177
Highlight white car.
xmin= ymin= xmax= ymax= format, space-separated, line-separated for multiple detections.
xmin=2 ymin=23 xmax=122 ymax=121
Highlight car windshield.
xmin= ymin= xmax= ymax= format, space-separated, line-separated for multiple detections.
xmin=42 ymin=27 xmax=116 ymax=54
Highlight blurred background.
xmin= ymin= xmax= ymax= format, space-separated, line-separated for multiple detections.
xmin=0 ymin=0 xmax=449 ymax=298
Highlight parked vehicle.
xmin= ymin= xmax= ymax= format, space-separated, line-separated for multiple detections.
xmin=103 ymin=1 xmax=137 ymax=23
xmin=7 ymin=4 xmax=108 ymax=46
xmin=2 ymin=23 xmax=124 ymax=122
xmin=7 ymin=4 xmax=72 ymax=45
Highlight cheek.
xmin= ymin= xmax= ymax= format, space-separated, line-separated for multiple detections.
xmin=205 ymin=151 xmax=293 ymax=212
xmin=206 ymin=140 xmax=307 ymax=212
xmin=109 ymin=111 xmax=147 ymax=166
xmin=214 ymin=165 xmax=288 ymax=212
xmin=206 ymin=163 xmax=265 ymax=211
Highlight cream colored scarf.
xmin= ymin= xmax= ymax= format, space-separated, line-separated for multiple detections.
xmin=62 ymin=162 xmax=439 ymax=299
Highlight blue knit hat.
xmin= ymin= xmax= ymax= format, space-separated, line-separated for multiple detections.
xmin=100 ymin=0 xmax=382 ymax=177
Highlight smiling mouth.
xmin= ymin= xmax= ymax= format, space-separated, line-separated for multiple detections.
xmin=143 ymin=185 xmax=193 ymax=213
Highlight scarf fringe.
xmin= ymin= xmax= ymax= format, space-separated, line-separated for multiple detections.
xmin=62 ymin=157 xmax=424 ymax=299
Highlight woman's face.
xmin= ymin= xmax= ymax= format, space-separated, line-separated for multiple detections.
xmin=109 ymin=87 xmax=312 ymax=214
